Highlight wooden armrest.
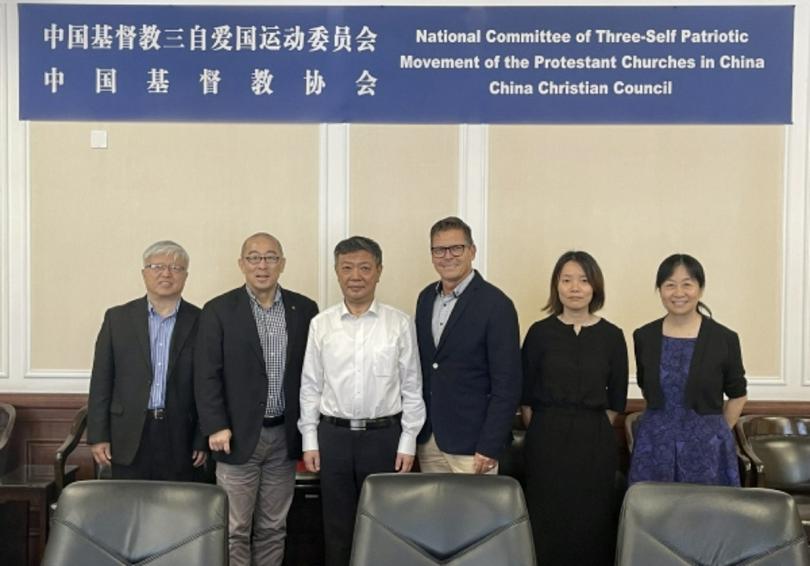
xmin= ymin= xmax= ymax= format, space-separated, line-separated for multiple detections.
xmin=54 ymin=406 xmax=88 ymax=493
xmin=734 ymin=420 xmax=765 ymax=487
xmin=735 ymin=442 xmax=753 ymax=486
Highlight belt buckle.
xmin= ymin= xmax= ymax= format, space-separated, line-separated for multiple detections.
xmin=349 ymin=419 xmax=366 ymax=431
xmin=151 ymin=408 xmax=165 ymax=420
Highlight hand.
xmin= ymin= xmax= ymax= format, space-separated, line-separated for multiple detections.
xmin=395 ymin=453 xmax=414 ymax=473
xmin=209 ymin=428 xmax=232 ymax=454
xmin=303 ymin=450 xmax=321 ymax=473
xmin=473 ymin=452 xmax=497 ymax=474
xmin=191 ymin=450 xmax=207 ymax=468
xmin=90 ymin=442 xmax=112 ymax=467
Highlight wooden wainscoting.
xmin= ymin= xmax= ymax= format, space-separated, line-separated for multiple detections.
xmin=0 ymin=394 xmax=92 ymax=481
xmin=1 ymin=393 xmax=809 ymax=481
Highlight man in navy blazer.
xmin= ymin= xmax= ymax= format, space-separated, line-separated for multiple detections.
xmin=87 ymin=240 xmax=206 ymax=481
xmin=415 ymin=217 xmax=521 ymax=474
xmin=195 ymin=232 xmax=318 ymax=566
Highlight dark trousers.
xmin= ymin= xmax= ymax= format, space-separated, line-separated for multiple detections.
xmin=112 ymin=414 xmax=191 ymax=481
xmin=318 ymin=419 xmax=401 ymax=566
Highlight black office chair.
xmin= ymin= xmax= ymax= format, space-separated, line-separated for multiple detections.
xmin=623 ymin=411 xmax=643 ymax=454
xmin=350 ymin=473 xmax=535 ymax=565
xmin=736 ymin=415 xmax=810 ymax=537
xmin=498 ymin=411 xmax=527 ymax=487
xmin=42 ymin=480 xmax=228 ymax=566
xmin=53 ymin=405 xmax=112 ymax=497
xmin=616 ymin=482 xmax=810 ymax=565
xmin=0 ymin=402 xmax=17 ymax=476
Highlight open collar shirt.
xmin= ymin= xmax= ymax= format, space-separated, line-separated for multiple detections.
xmin=298 ymin=299 xmax=426 ymax=455
xmin=246 ymin=285 xmax=288 ymax=418
xmin=431 ymin=269 xmax=475 ymax=346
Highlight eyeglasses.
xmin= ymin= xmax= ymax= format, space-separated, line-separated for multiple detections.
xmin=430 ymin=244 xmax=468 ymax=258
xmin=244 ymin=254 xmax=282 ymax=265
xmin=144 ymin=263 xmax=186 ymax=274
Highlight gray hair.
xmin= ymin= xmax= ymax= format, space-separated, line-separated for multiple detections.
xmin=334 ymin=236 xmax=382 ymax=266
xmin=143 ymin=240 xmax=189 ymax=266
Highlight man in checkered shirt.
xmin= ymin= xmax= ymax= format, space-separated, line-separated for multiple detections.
xmin=196 ymin=232 xmax=319 ymax=566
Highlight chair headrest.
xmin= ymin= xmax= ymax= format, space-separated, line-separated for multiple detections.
xmin=617 ymin=482 xmax=808 ymax=565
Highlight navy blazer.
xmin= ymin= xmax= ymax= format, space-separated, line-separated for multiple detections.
xmin=633 ymin=316 xmax=747 ymax=414
xmin=87 ymin=296 xmax=203 ymax=474
xmin=415 ymin=271 xmax=522 ymax=459
xmin=194 ymin=285 xmax=318 ymax=465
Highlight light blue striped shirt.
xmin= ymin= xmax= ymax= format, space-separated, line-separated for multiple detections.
xmin=147 ymin=300 xmax=179 ymax=409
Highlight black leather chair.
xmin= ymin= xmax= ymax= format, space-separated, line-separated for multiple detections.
xmin=54 ymin=405 xmax=89 ymax=494
xmin=284 ymin=469 xmax=325 ymax=566
xmin=350 ymin=473 xmax=535 ymax=565
xmin=0 ymin=402 xmax=16 ymax=476
xmin=623 ymin=411 xmax=643 ymax=455
xmin=53 ymin=405 xmax=113 ymax=495
xmin=616 ymin=482 xmax=810 ymax=565
xmin=736 ymin=415 xmax=810 ymax=489
xmin=498 ymin=411 xmax=526 ymax=487
xmin=736 ymin=415 xmax=810 ymax=537
xmin=42 ymin=480 xmax=228 ymax=566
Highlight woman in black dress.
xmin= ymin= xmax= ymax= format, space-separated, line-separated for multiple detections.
xmin=520 ymin=251 xmax=628 ymax=566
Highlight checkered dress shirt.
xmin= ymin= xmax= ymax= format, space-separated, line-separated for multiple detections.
xmin=246 ymin=286 xmax=288 ymax=418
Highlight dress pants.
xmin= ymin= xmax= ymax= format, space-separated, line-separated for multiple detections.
xmin=111 ymin=413 xmax=191 ymax=481
xmin=318 ymin=419 xmax=401 ymax=566
xmin=216 ymin=424 xmax=296 ymax=566
xmin=417 ymin=434 xmax=499 ymax=474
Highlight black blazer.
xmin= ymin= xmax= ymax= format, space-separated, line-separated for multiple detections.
xmin=633 ymin=316 xmax=747 ymax=414
xmin=87 ymin=297 xmax=203 ymax=474
xmin=194 ymin=285 xmax=318 ymax=465
xmin=415 ymin=271 xmax=522 ymax=459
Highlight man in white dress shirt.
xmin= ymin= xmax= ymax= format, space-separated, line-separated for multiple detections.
xmin=299 ymin=235 xmax=426 ymax=566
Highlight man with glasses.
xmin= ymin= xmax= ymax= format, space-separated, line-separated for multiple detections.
xmin=87 ymin=240 xmax=206 ymax=481
xmin=195 ymin=232 xmax=318 ymax=566
xmin=415 ymin=217 xmax=521 ymax=474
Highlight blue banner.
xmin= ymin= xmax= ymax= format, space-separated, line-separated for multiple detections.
xmin=19 ymin=4 xmax=793 ymax=123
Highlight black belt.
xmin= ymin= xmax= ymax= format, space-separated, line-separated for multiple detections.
xmin=263 ymin=415 xmax=285 ymax=427
xmin=321 ymin=413 xmax=401 ymax=431
xmin=146 ymin=408 xmax=166 ymax=420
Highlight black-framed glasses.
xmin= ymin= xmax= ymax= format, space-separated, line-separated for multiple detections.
xmin=430 ymin=244 xmax=468 ymax=258
xmin=244 ymin=254 xmax=282 ymax=265
xmin=144 ymin=263 xmax=186 ymax=274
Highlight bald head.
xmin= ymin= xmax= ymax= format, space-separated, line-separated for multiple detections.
xmin=241 ymin=232 xmax=284 ymax=258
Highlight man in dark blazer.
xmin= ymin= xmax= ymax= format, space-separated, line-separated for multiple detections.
xmin=87 ymin=240 xmax=206 ymax=481
xmin=415 ymin=217 xmax=522 ymax=474
xmin=195 ymin=232 xmax=318 ymax=566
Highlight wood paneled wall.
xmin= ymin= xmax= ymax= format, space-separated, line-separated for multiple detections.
xmin=1 ymin=393 xmax=808 ymax=482
xmin=0 ymin=394 xmax=93 ymax=481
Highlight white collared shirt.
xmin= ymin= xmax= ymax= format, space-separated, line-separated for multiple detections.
xmin=298 ymin=300 xmax=426 ymax=455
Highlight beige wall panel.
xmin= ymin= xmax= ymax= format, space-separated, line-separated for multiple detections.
xmin=30 ymin=122 xmax=319 ymax=370
xmin=349 ymin=125 xmax=458 ymax=314
xmin=489 ymin=125 xmax=783 ymax=378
